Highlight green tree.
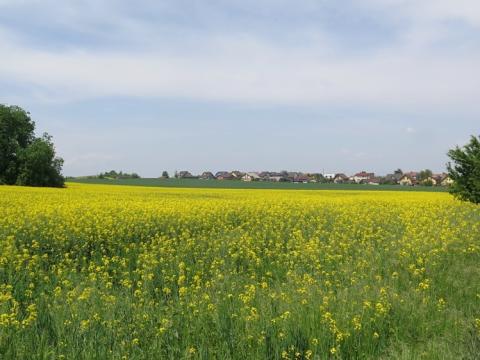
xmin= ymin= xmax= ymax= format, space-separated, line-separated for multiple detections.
xmin=162 ymin=171 xmax=169 ymax=178
xmin=418 ymin=169 xmax=433 ymax=183
xmin=447 ymin=135 xmax=480 ymax=204
xmin=0 ymin=105 xmax=36 ymax=184
xmin=16 ymin=134 xmax=64 ymax=187
xmin=0 ymin=104 xmax=64 ymax=187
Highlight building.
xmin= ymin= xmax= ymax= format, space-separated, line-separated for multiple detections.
xmin=440 ymin=174 xmax=454 ymax=186
xmin=199 ymin=171 xmax=215 ymax=180
xmin=268 ymin=176 xmax=289 ymax=182
xmin=293 ymin=174 xmax=310 ymax=183
xmin=242 ymin=172 xmax=261 ymax=182
xmin=333 ymin=173 xmax=349 ymax=184
xmin=399 ymin=172 xmax=418 ymax=186
xmin=177 ymin=171 xmax=194 ymax=179
xmin=230 ymin=171 xmax=245 ymax=179
xmin=215 ymin=171 xmax=234 ymax=180
xmin=383 ymin=173 xmax=403 ymax=184
xmin=351 ymin=171 xmax=375 ymax=184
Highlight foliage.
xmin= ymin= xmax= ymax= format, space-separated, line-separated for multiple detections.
xmin=0 ymin=105 xmax=35 ymax=184
xmin=0 ymin=184 xmax=478 ymax=359
xmin=98 ymin=170 xmax=140 ymax=179
xmin=16 ymin=134 xmax=64 ymax=187
xmin=0 ymin=104 xmax=64 ymax=187
xmin=447 ymin=135 xmax=480 ymax=204
xmin=161 ymin=171 xmax=169 ymax=178
xmin=418 ymin=169 xmax=433 ymax=183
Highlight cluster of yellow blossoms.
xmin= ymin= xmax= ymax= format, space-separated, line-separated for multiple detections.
xmin=0 ymin=183 xmax=478 ymax=359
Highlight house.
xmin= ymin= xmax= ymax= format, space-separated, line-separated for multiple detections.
xmin=368 ymin=177 xmax=381 ymax=185
xmin=323 ymin=174 xmax=336 ymax=181
xmin=242 ymin=172 xmax=261 ymax=182
xmin=215 ymin=171 xmax=234 ymax=180
xmin=351 ymin=171 xmax=375 ymax=184
xmin=421 ymin=176 xmax=438 ymax=186
xmin=293 ymin=174 xmax=310 ymax=183
xmin=440 ymin=174 xmax=454 ymax=186
xmin=177 ymin=171 xmax=194 ymax=179
xmin=268 ymin=176 xmax=289 ymax=182
xmin=333 ymin=173 xmax=349 ymax=184
xmin=310 ymin=173 xmax=325 ymax=183
xmin=258 ymin=172 xmax=271 ymax=180
xmin=199 ymin=171 xmax=215 ymax=180
xmin=383 ymin=173 xmax=402 ymax=185
xmin=399 ymin=172 xmax=418 ymax=186
xmin=231 ymin=171 xmax=245 ymax=179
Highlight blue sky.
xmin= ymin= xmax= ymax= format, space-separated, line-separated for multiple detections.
xmin=0 ymin=0 xmax=479 ymax=176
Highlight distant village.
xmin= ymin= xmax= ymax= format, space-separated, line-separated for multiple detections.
xmin=169 ymin=170 xmax=453 ymax=187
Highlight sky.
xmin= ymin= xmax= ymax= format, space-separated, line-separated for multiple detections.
xmin=0 ymin=0 xmax=479 ymax=177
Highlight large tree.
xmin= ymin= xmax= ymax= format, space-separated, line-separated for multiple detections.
xmin=0 ymin=105 xmax=35 ymax=184
xmin=447 ymin=135 xmax=480 ymax=204
xmin=0 ymin=104 xmax=64 ymax=187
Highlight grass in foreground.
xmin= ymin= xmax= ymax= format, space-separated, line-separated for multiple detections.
xmin=0 ymin=183 xmax=478 ymax=359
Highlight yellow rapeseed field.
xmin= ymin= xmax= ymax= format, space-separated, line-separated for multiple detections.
xmin=0 ymin=183 xmax=479 ymax=359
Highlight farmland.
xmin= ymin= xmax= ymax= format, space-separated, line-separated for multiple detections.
xmin=0 ymin=183 xmax=479 ymax=359
xmin=70 ymin=177 xmax=448 ymax=192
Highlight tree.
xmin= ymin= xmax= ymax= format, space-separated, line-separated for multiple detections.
xmin=16 ymin=134 xmax=64 ymax=187
xmin=0 ymin=104 xmax=64 ymax=187
xmin=162 ymin=171 xmax=169 ymax=178
xmin=447 ymin=135 xmax=480 ymax=204
xmin=418 ymin=169 xmax=433 ymax=183
xmin=0 ymin=105 xmax=35 ymax=184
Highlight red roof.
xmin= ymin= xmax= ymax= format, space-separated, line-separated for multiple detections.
xmin=354 ymin=171 xmax=374 ymax=178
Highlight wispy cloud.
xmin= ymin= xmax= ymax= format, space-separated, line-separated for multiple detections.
xmin=1 ymin=28 xmax=478 ymax=108
xmin=0 ymin=1 xmax=479 ymax=109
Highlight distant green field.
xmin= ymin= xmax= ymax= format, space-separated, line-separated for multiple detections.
xmin=69 ymin=178 xmax=448 ymax=192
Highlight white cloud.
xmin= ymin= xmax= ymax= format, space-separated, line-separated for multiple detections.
xmin=0 ymin=1 xmax=479 ymax=109
xmin=360 ymin=0 xmax=480 ymax=27
xmin=1 ymin=28 xmax=478 ymax=109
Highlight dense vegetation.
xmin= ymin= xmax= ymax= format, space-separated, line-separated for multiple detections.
xmin=0 ymin=184 xmax=478 ymax=359
xmin=448 ymin=135 xmax=480 ymax=204
xmin=0 ymin=104 xmax=64 ymax=187
xmin=98 ymin=170 xmax=140 ymax=179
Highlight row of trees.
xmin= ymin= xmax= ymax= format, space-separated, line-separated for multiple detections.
xmin=0 ymin=105 xmax=64 ymax=187
xmin=98 ymin=170 xmax=140 ymax=179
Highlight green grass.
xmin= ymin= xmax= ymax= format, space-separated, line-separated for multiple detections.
xmin=69 ymin=177 xmax=448 ymax=192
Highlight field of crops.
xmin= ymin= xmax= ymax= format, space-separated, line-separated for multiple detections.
xmin=70 ymin=177 xmax=448 ymax=192
xmin=0 ymin=183 xmax=479 ymax=359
